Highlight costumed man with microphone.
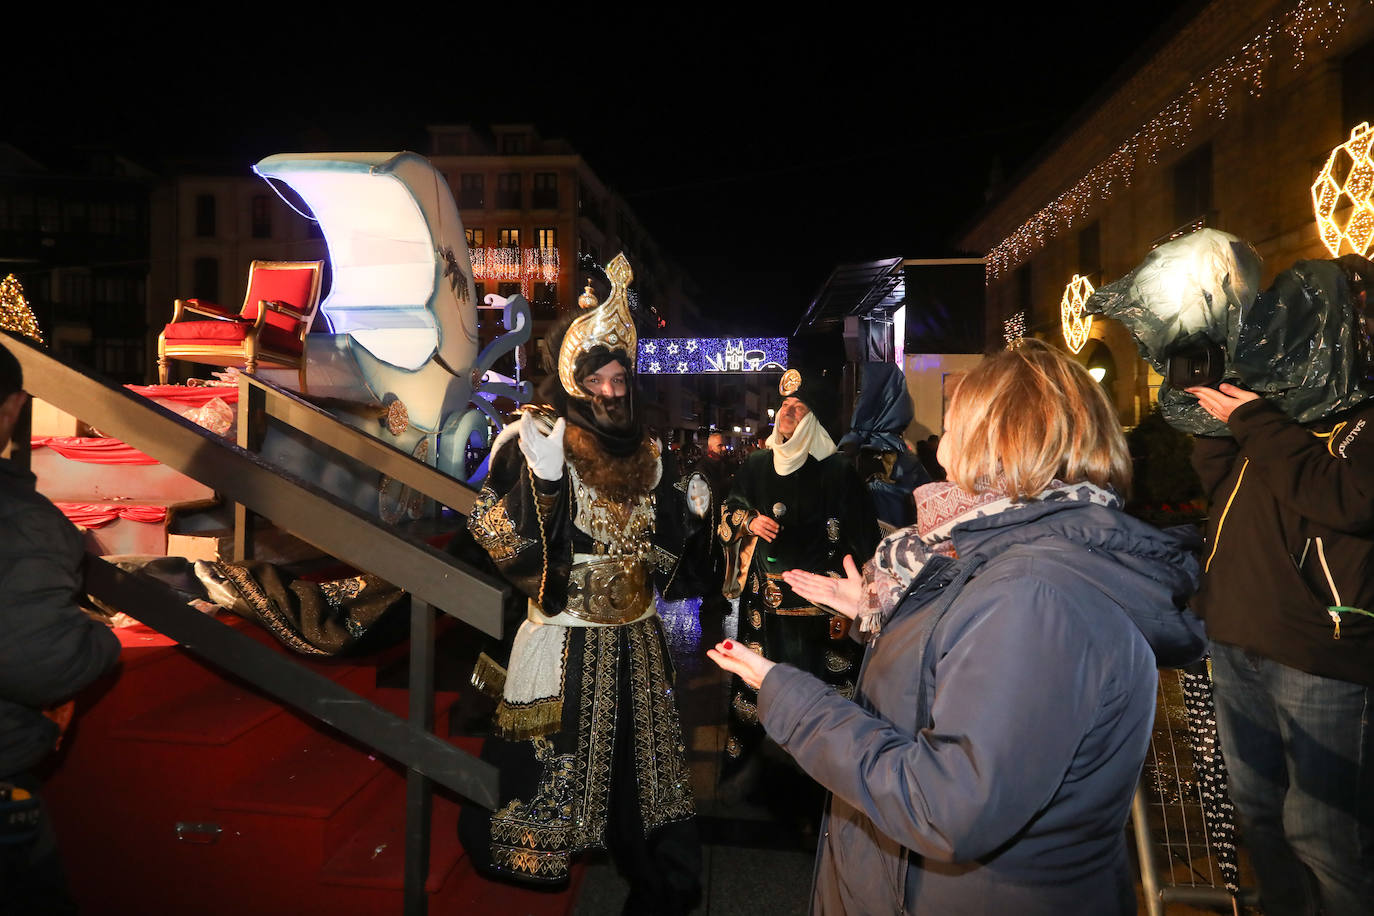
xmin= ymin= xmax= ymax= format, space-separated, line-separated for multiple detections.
xmin=716 ymin=367 xmax=879 ymax=810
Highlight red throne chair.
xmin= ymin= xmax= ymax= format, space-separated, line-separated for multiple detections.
xmin=158 ymin=260 xmax=324 ymax=390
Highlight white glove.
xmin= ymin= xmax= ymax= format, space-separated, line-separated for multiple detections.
xmin=519 ymin=416 xmax=566 ymax=481
xmin=686 ymin=473 xmax=710 ymax=518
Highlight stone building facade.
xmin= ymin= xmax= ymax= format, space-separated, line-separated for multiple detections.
xmin=961 ymin=0 xmax=1374 ymax=424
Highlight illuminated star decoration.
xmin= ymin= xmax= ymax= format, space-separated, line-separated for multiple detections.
xmin=1313 ymin=121 xmax=1374 ymax=257
xmin=635 ymin=337 xmax=789 ymax=374
xmin=1003 ymin=311 xmax=1026 ymax=348
xmin=1061 ymin=275 xmax=1095 ymax=354
xmin=985 ymin=0 xmax=1354 ymax=281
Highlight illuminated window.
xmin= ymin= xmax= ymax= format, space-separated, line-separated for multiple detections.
xmin=498 ymin=228 xmax=520 ymax=249
xmin=465 ymin=227 xmax=485 ymax=249
xmin=536 ymin=227 xmax=557 ymax=250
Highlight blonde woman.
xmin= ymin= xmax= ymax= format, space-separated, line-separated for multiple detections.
xmin=709 ymin=340 xmax=1204 ymax=915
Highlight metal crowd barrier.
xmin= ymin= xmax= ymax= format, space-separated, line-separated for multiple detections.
xmin=1132 ymin=663 xmax=1259 ymax=916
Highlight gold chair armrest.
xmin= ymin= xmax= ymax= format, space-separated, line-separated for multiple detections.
xmin=178 ymin=299 xmax=238 ymax=320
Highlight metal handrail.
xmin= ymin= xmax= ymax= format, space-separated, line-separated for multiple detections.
xmin=5 ymin=333 xmax=503 ymax=914
xmin=237 ymin=372 xmax=480 ymax=516
xmin=10 ymin=336 xmax=504 ymax=637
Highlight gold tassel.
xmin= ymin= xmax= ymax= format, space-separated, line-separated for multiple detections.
xmin=470 ymin=652 xmax=508 ymax=699
xmin=493 ymin=697 xmax=564 ymax=741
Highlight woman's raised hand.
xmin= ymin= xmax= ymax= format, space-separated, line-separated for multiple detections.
xmin=782 ymin=555 xmax=864 ymax=620
xmin=707 ymin=640 xmax=776 ymax=691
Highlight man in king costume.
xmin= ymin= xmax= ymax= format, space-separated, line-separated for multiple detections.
xmin=717 ymin=368 xmax=880 ymax=795
xmin=461 ymin=255 xmax=710 ymax=914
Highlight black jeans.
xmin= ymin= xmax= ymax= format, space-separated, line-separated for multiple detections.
xmin=0 ymin=772 xmax=76 ymax=916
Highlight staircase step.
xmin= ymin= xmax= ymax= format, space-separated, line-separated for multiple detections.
xmin=108 ymin=625 xmax=373 ymax=746
xmin=212 ymin=668 xmax=399 ymax=819
xmin=110 ymin=676 xmax=286 ymax=745
xmin=317 ymin=770 xmax=465 ymax=893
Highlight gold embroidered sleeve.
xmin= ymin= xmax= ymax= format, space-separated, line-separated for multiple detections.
xmin=468 ymin=485 xmax=537 ymax=562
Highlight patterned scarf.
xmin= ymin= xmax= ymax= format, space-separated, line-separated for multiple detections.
xmin=857 ymin=478 xmax=1121 ymax=637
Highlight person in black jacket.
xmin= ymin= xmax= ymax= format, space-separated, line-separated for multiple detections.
xmin=0 ymin=340 xmax=121 ymax=915
xmin=1188 ymin=382 xmax=1374 ymax=916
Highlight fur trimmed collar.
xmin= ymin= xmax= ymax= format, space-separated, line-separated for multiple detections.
xmin=564 ymin=424 xmax=661 ymax=502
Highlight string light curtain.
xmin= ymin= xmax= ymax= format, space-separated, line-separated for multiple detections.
xmin=470 ymin=247 xmax=560 ymax=297
xmin=986 ymin=0 xmax=1361 ymax=282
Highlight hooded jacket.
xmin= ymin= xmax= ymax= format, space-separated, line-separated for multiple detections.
xmin=1191 ymin=398 xmax=1374 ymax=685
xmin=0 ymin=457 xmax=120 ymax=777
xmin=757 ymin=499 xmax=1203 ymax=915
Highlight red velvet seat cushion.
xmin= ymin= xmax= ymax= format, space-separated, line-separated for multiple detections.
xmin=163 ymin=319 xmax=304 ymax=355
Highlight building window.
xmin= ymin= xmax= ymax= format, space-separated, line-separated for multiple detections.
xmin=1172 ymin=144 xmax=1213 ymax=227
xmin=1015 ymin=264 xmax=1032 ymax=316
xmin=194 ymin=194 xmax=216 ymax=237
xmin=459 ymin=174 xmax=485 ymax=209
xmin=578 ymin=183 xmax=602 ymax=224
xmin=192 ymin=257 xmax=220 ymax=303
xmin=580 ymin=236 xmax=601 ymax=264
xmin=11 ymin=196 xmax=35 ymax=231
xmin=89 ymin=202 xmax=112 ymax=235
xmin=536 ymin=227 xmax=557 ymax=250
xmin=38 ymin=198 xmax=60 ymax=233
xmin=532 ymin=282 xmax=558 ymax=319
xmin=532 ymin=173 xmax=558 ymax=209
xmin=62 ymin=201 xmax=87 ymax=233
xmin=61 ymin=272 xmax=91 ymax=305
xmin=496 ymin=173 xmax=522 ymax=209
xmin=473 ymin=281 xmax=486 ymax=302
xmin=1078 ymin=221 xmax=1101 ymax=282
xmin=465 ymin=227 xmax=485 ymax=249
xmin=251 ymin=195 xmax=271 ymax=239
xmin=115 ymin=202 xmax=138 ymax=236
xmin=498 ymin=228 xmax=520 ymax=249
xmin=499 ymin=133 xmax=527 ymax=155
xmin=1344 ymin=38 xmax=1374 ymax=127
xmin=497 ymin=281 xmax=521 ymax=300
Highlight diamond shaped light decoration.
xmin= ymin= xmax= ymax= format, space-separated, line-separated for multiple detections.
xmin=1061 ymin=274 xmax=1094 ymax=354
xmin=1313 ymin=122 xmax=1374 ymax=258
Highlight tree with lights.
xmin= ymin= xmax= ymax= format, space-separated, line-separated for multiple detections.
xmin=0 ymin=275 xmax=43 ymax=344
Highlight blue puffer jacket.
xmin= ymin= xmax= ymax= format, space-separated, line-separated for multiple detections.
xmin=758 ymin=499 xmax=1204 ymax=916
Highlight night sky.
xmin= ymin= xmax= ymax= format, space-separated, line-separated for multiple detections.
xmin=16 ymin=3 xmax=1195 ymax=332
